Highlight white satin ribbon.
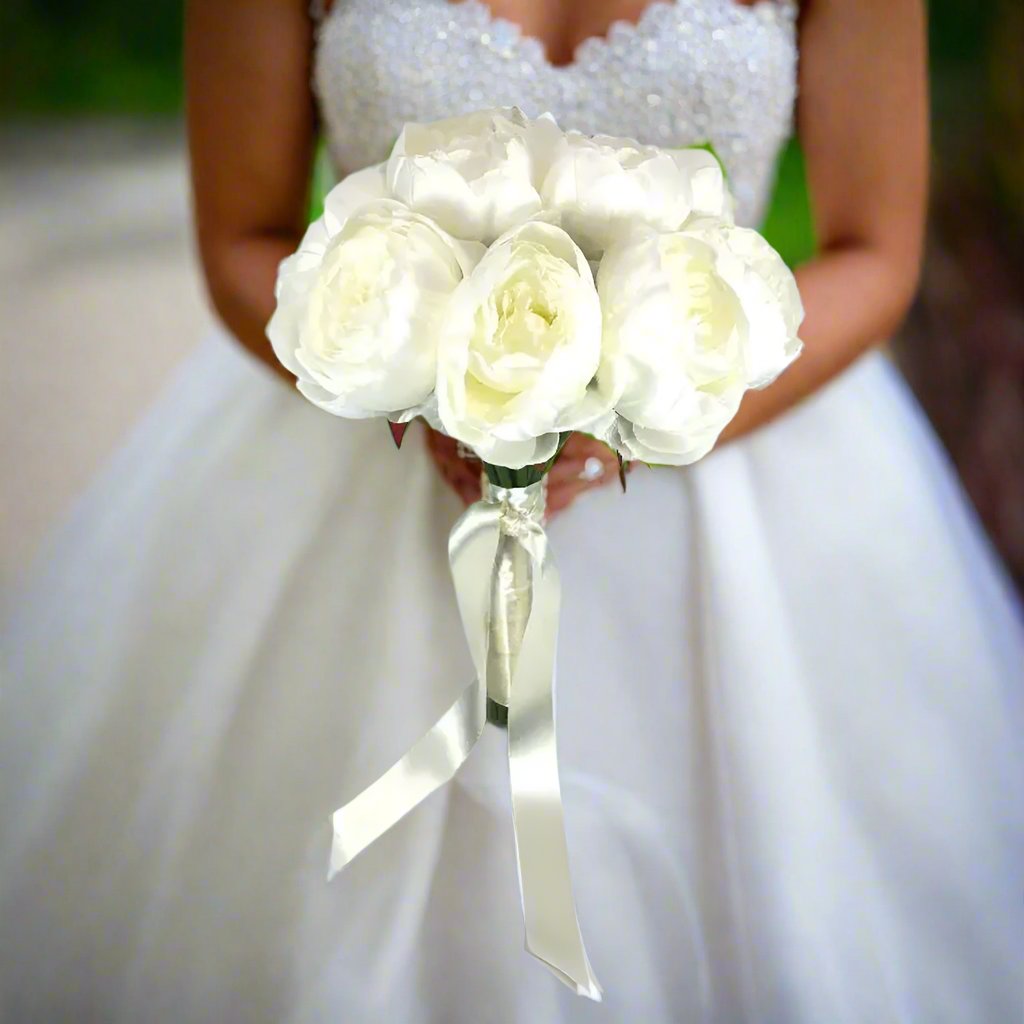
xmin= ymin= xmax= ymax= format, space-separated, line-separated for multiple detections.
xmin=328 ymin=479 xmax=602 ymax=1000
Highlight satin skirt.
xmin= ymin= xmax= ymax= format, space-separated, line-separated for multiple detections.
xmin=2 ymin=333 xmax=1022 ymax=1023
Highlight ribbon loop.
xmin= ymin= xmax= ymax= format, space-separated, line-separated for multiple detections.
xmin=327 ymin=676 xmax=485 ymax=879
xmin=327 ymin=478 xmax=601 ymax=1000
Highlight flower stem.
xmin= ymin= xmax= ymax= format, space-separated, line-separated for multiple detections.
xmin=482 ymin=431 xmax=572 ymax=488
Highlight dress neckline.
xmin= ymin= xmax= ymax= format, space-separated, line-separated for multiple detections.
xmin=315 ymin=1 xmax=795 ymax=75
xmin=447 ymin=0 xmax=680 ymax=71
xmin=441 ymin=0 xmax=790 ymax=72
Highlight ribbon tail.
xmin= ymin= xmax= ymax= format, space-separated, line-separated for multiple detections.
xmin=328 ymin=675 xmax=485 ymax=880
xmin=507 ymin=540 xmax=603 ymax=1002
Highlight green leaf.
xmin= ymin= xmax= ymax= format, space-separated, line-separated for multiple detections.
xmin=616 ymin=452 xmax=628 ymax=493
xmin=306 ymin=140 xmax=337 ymax=223
xmin=759 ymin=140 xmax=816 ymax=269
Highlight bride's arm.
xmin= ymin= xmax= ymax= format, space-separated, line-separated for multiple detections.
xmin=720 ymin=0 xmax=928 ymax=442
xmin=185 ymin=0 xmax=316 ymax=381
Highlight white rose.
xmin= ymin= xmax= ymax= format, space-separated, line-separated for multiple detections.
xmin=268 ymin=167 xmax=482 ymax=419
xmin=540 ymin=133 xmax=731 ymax=259
xmin=437 ymin=219 xmax=609 ymax=468
xmin=597 ymin=222 xmax=803 ymax=465
xmin=386 ymin=107 xmax=560 ymax=244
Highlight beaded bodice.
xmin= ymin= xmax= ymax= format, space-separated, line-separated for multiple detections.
xmin=313 ymin=0 xmax=798 ymax=226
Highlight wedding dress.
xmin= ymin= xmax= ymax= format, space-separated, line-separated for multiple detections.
xmin=2 ymin=1 xmax=1022 ymax=1020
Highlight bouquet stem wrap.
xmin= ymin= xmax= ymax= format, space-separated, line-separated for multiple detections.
xmin=327 ymin=478 xmax=602 ymax=1000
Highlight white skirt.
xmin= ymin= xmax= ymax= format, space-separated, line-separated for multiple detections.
xmin=2 ymin=333 xmax=1022 ymax=1023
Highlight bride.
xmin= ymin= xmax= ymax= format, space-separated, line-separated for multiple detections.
xmin=2 ymin=0 xmax=1021 ymax=1020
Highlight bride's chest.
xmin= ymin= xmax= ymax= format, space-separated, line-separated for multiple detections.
xmin=313 ymin=0 xmax=799 ymax=225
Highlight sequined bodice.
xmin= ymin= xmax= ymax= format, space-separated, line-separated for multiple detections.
xmin=313 ymin=0 xmax=798 ymax=226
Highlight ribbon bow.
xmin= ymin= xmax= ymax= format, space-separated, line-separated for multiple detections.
xmin=327 ymin=479 xmax=602 ymax=1000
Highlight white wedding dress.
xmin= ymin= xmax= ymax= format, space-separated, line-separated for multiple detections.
xmin=2 ymin=1 xmax=1022 ymax=1021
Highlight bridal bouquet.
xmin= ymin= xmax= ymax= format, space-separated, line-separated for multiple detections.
xmin=268 ymin=108 xmax=802 ymax=999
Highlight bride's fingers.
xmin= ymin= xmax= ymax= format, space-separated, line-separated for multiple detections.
xmin=545 ymin=477 xmax=603 ymax=518
xmin=450 ymin=465 xmax=482 ymax=505
xmin=547 ymin=452 xmax=617 ymax=488
xmin=424 ymin=439 xmax=481 ymax=506
xmin=441 ymin=462 xmax=481 ymax=504
xmin=546 ymin=486 xmax=583 ymax=518
xmin=425 ymin=428 xmax=620 ymax=512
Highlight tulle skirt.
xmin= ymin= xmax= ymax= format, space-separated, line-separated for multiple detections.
xmin=2 ymin=333 xmax=1022 ymax=1022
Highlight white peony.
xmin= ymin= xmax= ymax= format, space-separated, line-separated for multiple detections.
xmin=386 ymin=107 xmax=561 ymax=244
xmin=437 ymin=219 xmax=610 ymax=468
xmin=540 ymin=133 xmax=731 ymax=259
xmin=268 ymin=166 xmax=482 ymax=420
xmin=596 ymin=221 xmax=803 ymax=465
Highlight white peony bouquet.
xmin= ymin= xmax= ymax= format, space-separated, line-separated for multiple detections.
xmin=267 ymin=108 xmax=803 ymax=1000
xmin=269 ymin=106 xmax=802 ymax=478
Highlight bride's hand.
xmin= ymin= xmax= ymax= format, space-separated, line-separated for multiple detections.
xmin=423 ymin=428 xmax=623 ymax=517
xmin=544 ymin=434 xmax=622 ymax=517
xmin=423 ymin=426 xmax=483 ymax=507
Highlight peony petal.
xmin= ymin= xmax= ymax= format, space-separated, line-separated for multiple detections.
xmin=669 ymin=147 xmax=731 ymax=221
xmin=296 ymin=378 xmax=378 ymax=419
xmin=322 ymin=163 xmax=389 ymax=235
xmin=611 ymin=417 xmax=726 ymax=467
xmin=386 ymin=109 xmax=545 ymax=242
xmin=540 ymin=133 xmax=712 ymax=257
xmin=475 ymin=432 xmax=560 ymax=470
xmin=706 ymin=225 xmax=804 ymax=387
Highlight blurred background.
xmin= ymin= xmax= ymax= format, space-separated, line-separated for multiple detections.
xmin=1 ymin=0 xmax=1021 ymax=595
